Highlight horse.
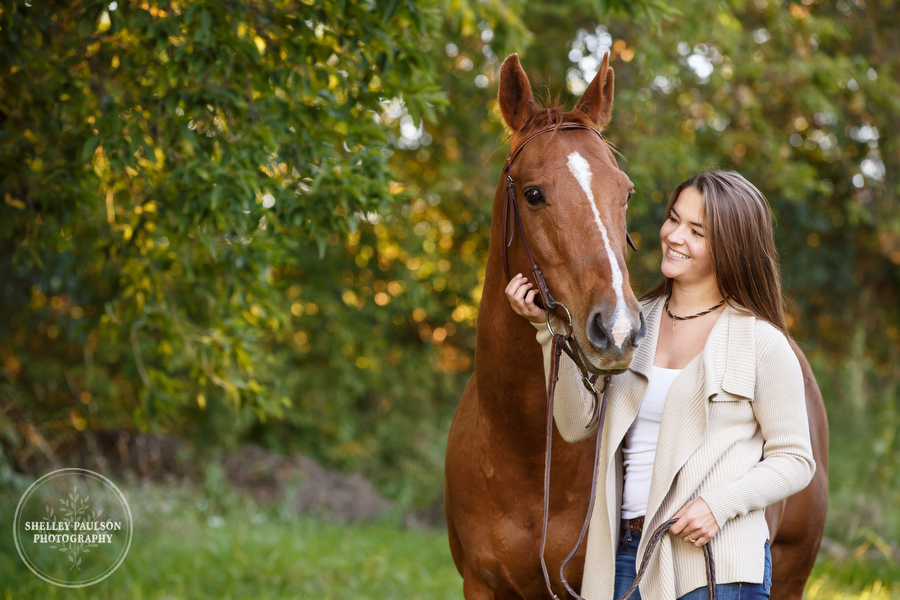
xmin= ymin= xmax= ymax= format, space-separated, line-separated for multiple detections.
xmin=444 ymin=53 xmax=829 ymax=600
xmin=444 ymin=52 xmax=644 ymax=599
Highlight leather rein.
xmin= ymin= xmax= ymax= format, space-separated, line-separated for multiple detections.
xmin=501 ymin=124 xmax=717 ymax=600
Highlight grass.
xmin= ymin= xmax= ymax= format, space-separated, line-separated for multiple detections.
xmin=807 ymin=557 xmax=900 ymax=600
xmin=0 ymin=474 xmax=897 ymax=599
xmin=0 ymin=479 xmax=464 ymax=599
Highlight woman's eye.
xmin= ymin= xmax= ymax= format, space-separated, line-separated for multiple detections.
xmin=692 ymin=229 xmax=704 ymax=237
xmin=668 ymin=216 xmax=677 ymax=223
xmin=524 ymin=188 xmax=545 ymax=206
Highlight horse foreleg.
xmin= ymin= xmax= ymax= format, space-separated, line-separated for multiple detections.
xmin=462 ymin=566 xmax=500 ymax=600
xmin=447 ymin=508 xmax=496 ymax=599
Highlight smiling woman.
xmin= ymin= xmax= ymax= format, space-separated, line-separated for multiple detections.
xmin=507 ymin=170 xmax=826 ymax=600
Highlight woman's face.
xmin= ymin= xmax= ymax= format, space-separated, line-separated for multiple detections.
xmin=659 ymin=187 xmax=716 ymax=288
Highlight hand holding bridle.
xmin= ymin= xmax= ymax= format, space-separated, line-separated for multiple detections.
xmin=669 ymin=497 xmax=719 ymax=547
xmin=505 ymin=273 xmax=548 ymax=324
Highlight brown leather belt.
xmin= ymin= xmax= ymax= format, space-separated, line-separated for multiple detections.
xmin=622 ymin=516 xmax=645 ymax=534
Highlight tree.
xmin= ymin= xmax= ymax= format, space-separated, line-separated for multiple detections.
xmin=0 ymin=0 xmax=444 ymax=460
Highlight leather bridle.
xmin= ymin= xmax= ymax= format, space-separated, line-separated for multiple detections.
xmin=501 ymin=123 xmax=717 ymax=600
xmin=502 ymin=123 xmax=636 ymax=314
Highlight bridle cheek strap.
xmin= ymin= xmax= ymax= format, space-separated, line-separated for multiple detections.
xmin=503 ymin=173 xmax=553 ymax=310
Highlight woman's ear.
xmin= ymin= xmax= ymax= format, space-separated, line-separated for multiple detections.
xmin=499 ymin=54 xmax=537 ymax=133
xmin=574 ymin=53 xmax=614 ymax=130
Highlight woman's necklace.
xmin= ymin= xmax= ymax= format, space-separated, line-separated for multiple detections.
xmin=664 ymin=297 xmax=726 ymax=331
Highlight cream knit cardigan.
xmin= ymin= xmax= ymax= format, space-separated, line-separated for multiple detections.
xmin=533 ymin=297 xmax=816 ymax=600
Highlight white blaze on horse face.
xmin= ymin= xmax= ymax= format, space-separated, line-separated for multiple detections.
xmin=566 ymin=151 xmax=632 ymax=349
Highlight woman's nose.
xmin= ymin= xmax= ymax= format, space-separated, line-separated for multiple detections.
xmin=666 ymin=227 xmax=684 ymax=245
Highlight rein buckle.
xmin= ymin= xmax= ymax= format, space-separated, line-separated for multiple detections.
xmin=581 ymin=373 xmax=597 ymax=395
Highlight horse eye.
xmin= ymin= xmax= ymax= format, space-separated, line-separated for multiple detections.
xmin=524 ymin=188 xmax=545 ymax=206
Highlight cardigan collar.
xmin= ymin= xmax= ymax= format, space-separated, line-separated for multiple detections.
xmin=627 ymin=296 xmax=757 ymax=401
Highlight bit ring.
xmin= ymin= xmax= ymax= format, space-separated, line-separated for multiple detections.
xmin=546 ymin=300 xmax=574 ymax=339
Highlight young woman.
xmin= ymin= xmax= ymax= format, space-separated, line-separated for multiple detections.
xmin=505 ymin=171 xmax=815 ymax=600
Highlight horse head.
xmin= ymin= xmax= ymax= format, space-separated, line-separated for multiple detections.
xmin=498 ymin=53 xmax=645 ymax=373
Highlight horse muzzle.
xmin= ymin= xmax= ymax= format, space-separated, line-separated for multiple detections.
xmin=580 ymin=308 xmax=645 ymax=372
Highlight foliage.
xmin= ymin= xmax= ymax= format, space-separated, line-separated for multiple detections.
xmin=0 ymin=0 xmax=444 ymax=452
xmin=1 ymin=0 xmax=899 ymax=523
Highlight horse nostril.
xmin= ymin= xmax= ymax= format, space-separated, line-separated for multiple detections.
xmin=634 ymin=311 xmax=647 ymax=347
xmin=588 ymin=312 xmax=609 ymax=350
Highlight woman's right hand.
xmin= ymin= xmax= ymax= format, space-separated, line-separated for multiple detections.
xmin=505 ymin=273 xmax=548 ymax=324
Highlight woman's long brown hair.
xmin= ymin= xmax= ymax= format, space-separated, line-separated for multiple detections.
xmin=642 ymin=171 xmax=790 ymax=337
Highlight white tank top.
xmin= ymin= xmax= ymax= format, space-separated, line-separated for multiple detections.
xmin=621 ymin=365 xmax=682 ymax=519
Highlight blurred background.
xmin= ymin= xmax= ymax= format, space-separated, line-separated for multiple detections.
xmin=1 ymin=0 xmax=898 ymax=597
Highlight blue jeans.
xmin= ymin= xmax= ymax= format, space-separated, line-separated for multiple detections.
xmin=612 ymin=525 xmax=772 ymax=600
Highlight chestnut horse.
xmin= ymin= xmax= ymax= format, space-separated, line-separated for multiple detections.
xmin=444 ymin=54 xmax=828 ymax=600
xmin=445 ymin=53 xmax=643 ymax=599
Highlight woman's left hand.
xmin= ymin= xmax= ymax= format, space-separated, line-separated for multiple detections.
xmin=669 ymin=498 xmax=719 ymax=547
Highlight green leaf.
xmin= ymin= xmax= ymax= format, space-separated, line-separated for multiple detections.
xmin=81 ymin=135 xmax=102 ymax=161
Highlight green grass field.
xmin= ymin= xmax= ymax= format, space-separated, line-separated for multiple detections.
xmin=1 ymin=478 xmax=897 ymax=599
xmin=0 ymin=480 xmax=461 ymax=599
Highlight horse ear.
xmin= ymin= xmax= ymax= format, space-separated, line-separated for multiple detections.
xmin=499 ymin=54 xmax=536 ymax=133
xmin=574 ymin=53 xmax=614 ymax=130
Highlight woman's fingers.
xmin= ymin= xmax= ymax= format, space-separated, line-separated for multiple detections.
xmin=671 ymin=498 xmax=719 ymax=547
xmin=509 ymin=276 xmax=533 ymax=306
xmin=514 ymin=281 xmax=533 ymax=301
xmin=682 ymin=531 xmax=707 ymax=547
xmin=505 ymin=274 xmax=526 ymax=309
xmin=506 ymin=274 xmax=529 ymax=298
xmin=505 ymin=274 xmax=546 ymax=323
xmin=504 ymin=273 xmax=521 ymax=297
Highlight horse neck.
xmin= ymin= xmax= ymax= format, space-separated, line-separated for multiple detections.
xmin=472 ymin=180 xmax=551 ymax=445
